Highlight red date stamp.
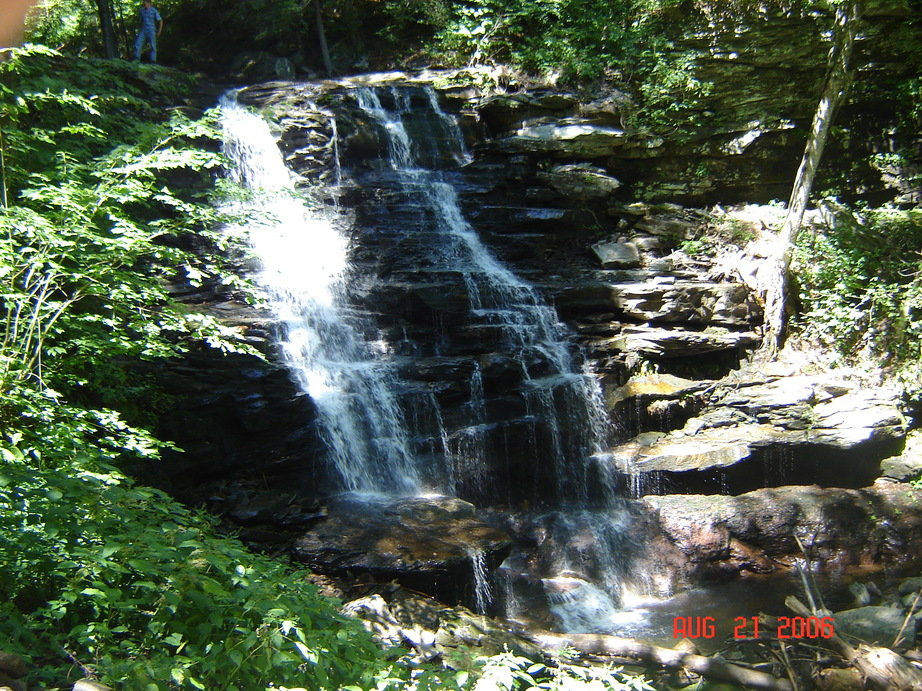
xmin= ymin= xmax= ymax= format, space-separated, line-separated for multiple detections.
xmin=672 ymin=615 xmax=835 ymax=640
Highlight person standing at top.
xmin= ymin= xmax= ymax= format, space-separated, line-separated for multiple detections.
xmin=133 ymin=0 xmax=162 ymax=63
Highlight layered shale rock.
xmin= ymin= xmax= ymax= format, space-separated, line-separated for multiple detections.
xmin=610 ymin=372 xmax=905 ymax=495
xmin=292 ymin=495 xmax=512 ymax=606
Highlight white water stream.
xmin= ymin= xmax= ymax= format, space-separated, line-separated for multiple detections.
xmin=354 ymin=86 xmax=612 ymax=502
xmin=221 ymin=85 xmax=651 ymax=628
xmin=221 ymin=96 xmax=420 ymax=495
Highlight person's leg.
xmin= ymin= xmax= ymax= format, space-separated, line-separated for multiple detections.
xmin=133 ymin=31 xmax=144 ymax=60
xmin=149 ymin=29 xmax=157 ymax=63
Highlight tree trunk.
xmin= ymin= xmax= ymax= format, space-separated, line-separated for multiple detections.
xmin=1 ymin=125 xmax=8 ymax=208
xmin=761 ymin=0 xmax=861 ymax=354
xmin=93 ymin=0 xmax=118 ymax=58
xmin=114 ymin=0 xmax=131 ymax=60
xmin=785 ymin=596 xmax=922 ymax=690
xmin=313 ymin=0 xmax=333 ymax=76
xmin=526 ymin=630 xmax=793 ymax=690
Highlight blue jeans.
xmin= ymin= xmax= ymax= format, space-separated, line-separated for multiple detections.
xmin=134 ymin=28 xmax=157 ymax=62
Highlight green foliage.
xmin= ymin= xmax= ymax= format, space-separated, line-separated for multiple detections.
xmin=0 ymin=437 xmax=393 ymax=690
xmin=0 ymin=46 xmax=387 ymax=690
xmin=0 ymin=46 xmax=249 ymax=409
xmin=432 ymin=0 xmax=681 ymax=83
xmin=792 ymin=204 xmax=922 ymax=399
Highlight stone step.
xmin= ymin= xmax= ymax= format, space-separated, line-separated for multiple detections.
xmin=607 ymin=375 xmax=906 ymax=495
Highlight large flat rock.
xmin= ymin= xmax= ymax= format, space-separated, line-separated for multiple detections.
xmin=609 ymin=374 xmax=906 ymax=493
xmin=292 ymin=495 xmax=512 ymax=578
xmin=596 ymin=325 xmax=759 ymax=358
xmin=495 ymin=121 xmax=632 ymax=157
xmin=558 ymin=279 xmax=761 ymax=327
xmin=644 ymin=484 xmax=922 ymax=577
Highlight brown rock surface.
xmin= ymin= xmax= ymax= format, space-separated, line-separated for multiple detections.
xmin=645 ymin=484 xmax=922 ymax=577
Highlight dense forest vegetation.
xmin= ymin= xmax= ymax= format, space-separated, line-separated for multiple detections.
xmin=1 ymin=0 xmax=920 ymax=688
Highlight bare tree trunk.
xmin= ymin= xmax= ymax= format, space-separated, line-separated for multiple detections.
xmin=526 ymin=630 xmax=793 ymax=690
xmin=114 ymin=0 xmax=131 ymax=60
xmin=1 ymin=125 xmax=8 ymax=208
xmin=314 ymin=0 xmax=333 ymax=76
xmin=93 ymin=0 xmax=118 ymax=58
xmin=761 ymin=0 xmax=861 ymax=354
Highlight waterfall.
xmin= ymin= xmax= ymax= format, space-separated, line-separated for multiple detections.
xmin=347 ymin=85 xmax=651 ymax=629
xmin=353 ymin=86 xmax=610 ymax=503
xmin=220 ymin=96 xmax=421 ymax=495
xmin=469 ymin=548 xmax=494 ymax=615
xmin=223 ymin=84 xmax=656 ymax=630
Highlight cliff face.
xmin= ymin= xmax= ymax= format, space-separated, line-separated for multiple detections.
xmin=470 ymin=5 xmax=919 ymax=206
xmin=153 ymin=9 xmax=921 ymax=613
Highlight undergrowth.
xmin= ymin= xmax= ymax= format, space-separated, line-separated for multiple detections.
xmin=792 ymin=203 xmax=922 ymax=402
xmin=0 ymin=45 xmax=390 ymax=690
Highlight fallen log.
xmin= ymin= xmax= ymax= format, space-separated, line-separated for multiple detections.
xmin=524 ymin=630 xmax=793 ymax=690
xmin=786 ymin=596 xmax=922 ymax=690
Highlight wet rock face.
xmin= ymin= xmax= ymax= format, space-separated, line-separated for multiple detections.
xmin=152 ymin=70 xmax=920 ymax=620
xmin=455 ymin=503 xmax=690 ymax=631
xmin=645 ymin=484 xmax=922 ymax=579
xmin=291 ymin=495 xmax=512 ymax=607
xmin=150 ymin=347 xmax=333 ymax=499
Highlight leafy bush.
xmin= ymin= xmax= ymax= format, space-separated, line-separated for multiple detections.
xmin=432 ymin=0 xmax=682 ymax=83
xmin=792 ymin=204 xmax=922 ymax=399
xmin=0 ymin=45 xmax=398 ymax=690
xmin=0 ymin=439 xmax=393 ymax=690
xmin=0 ymin=46 xmax=249 ymax=413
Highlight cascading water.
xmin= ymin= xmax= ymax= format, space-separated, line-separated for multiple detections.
xmin=353 ymin=86 xmax=611 ymax=502
xmin=347 ymin=85 xmax=658 ymax=625
xmin=222 ymin=83 xmax=664 ymax=629
xmin=469 ymin=548 xmax=494 ymax=615
xmin=220 ymin=95 xmax=420 ymax=495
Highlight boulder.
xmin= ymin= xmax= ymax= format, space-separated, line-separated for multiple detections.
xmin=898 ymin=576 xmax=922 ymax=597
xmin=538 ymin=164 xmax=621 ymax=200
xmin=881 ymin=452 xmax=922 ymax=482
xmin=609 ymin=279 xmax=761 ymax=326
xmin=878 ymin=431 xmax=922 ymax=482
xmin=717 ymin=376 xmax=905 ymax=446
xmin=591 ymin=241 xmax=641 ymax=269
xmin=606 ymin=373 xmax=710 ymax=408
xmin=833 ymin=606 xmax=916 ymax=646
xmin=644 ymin=484 xmax=922 ymax=577
xmin=292 ymin=495 xmax=511 ymax=603
xmin=610 ymin=374 xmax=905 ymax=493
xmin=612 ymin=422 xmax=781 ymax=473
xmin=494 ymin=121 xmax=660 ymax=158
